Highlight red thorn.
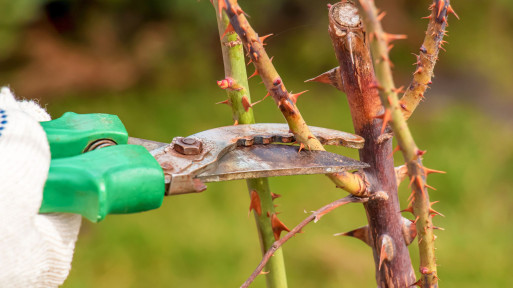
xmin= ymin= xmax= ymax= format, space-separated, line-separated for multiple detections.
xmin=383 ymin=33 xmax=408 ymax=44
xmin=334 ymin=225 xmax=371 ymax=246
xmin=423 ymin=167 xmax=446 ymax=176
xmin=377 ymin=11 xmax=387 ymax=22
xmin=327 ymin=4 xmax=332 ymax=9
xmin=233 ymin=119 xmax=239 ymax=126
xmin=271 ymin=192 xmax=281 ymax=201
xmin=273 ymin=78 xmax=282 ymax=86
xmin=271 ymin=214 xmax=290 ymax=240
xmin=252 ymin=52 xmax=259 ymax=61
xmin=248 ymin=190 xmax=262 ymax=216
xmin=247 ymin=58 xmax=253 ymax=66
xmin=414 ymin=66 xmax=424 ymax=75
xmin=429 ymin=207 xmax=444 ymax=217
xmin=380 ymin=108 xmax=391 ymax=134
xmin=417 ymin=149 xmax=427 ymax=156
xmin=215 ymin=99 xmax=231 ymax=105
xmin=379 ymin=244 xmax=388 ymax=270
xmin=298 ymin=143 xmax=305 ymax=153
xmin=437 ymin=0 xmax=445 ymax=18
xmin=422 ymin=14 xmax=433 ymax=20
xmin=400 ymin=205 xmax=414 ymax=214
xmin=259 ymin=33 xmax=273 ymax=45
xmin=289 ymin=90 xmax=308 ymax=104
xmin=214 ymin=0 xmax=227 ymax=18
xmin=393 ymin=85 xmax=405 ymax=94
xmin=221 ymin=23 xmax=235 ymax=39
xmin=241 ymin=96 xmax=251 ymax=112
xmin=425 ymin=183 xmax=437 ymax=191
xmin=248 ymin=68 xmax=259 ymax=79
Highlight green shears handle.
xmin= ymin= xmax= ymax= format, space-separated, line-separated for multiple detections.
xmin=39 ymin=113 xmax=165 ymax=222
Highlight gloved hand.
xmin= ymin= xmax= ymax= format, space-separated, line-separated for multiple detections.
xmin=0 ymin=87 xmax=82 ymax=287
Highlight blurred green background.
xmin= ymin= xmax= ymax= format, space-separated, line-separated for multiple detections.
xmin=1 ymin=0 xmax=513 ymax=287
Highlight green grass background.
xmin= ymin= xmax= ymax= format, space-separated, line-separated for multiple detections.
xmin=3 ymin=0 xmax=513 ymax=286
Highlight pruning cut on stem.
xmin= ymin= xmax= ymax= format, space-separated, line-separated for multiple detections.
xmin=357 ymin=0 xmax=454 ymax=286
xmin=240 ymin=195 xmax=368 ymax=288
xmin=221 ymin=0 xmax=369 ymax=197
xmin=213 ymin=2 xmax=288 ymax=287
xmin=327 ymin=2 xmax=417 ymax=286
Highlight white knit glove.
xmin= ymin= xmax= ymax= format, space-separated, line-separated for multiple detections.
xmin=0 ymin=87 xmax=82 ymax=287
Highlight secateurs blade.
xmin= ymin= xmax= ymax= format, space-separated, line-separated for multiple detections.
xmin=40 ymin=113 xmax=368 ymax=222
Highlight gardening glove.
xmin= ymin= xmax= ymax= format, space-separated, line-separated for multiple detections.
xmin=0 ymin=87 xmax=82 ymax=287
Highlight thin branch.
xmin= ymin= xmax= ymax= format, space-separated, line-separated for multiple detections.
xmin=399 ymin=0 xmax=455 ymax=120
xmin=221 ymin=0 xmax=369 ymax=197
xmin=240 ymin=195 xmax=369 ymax=288
xmin=358 ymin=0 xmax=454 ymax=286
xmin=213 ymin=2 xmax=288 ymax=287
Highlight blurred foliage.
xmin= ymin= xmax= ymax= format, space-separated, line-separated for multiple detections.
xmin=1 ymin=0 xmax=512 ymax=287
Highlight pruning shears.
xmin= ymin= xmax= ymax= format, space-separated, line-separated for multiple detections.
xmin=39 ymin=112 xmax=368 ymax=222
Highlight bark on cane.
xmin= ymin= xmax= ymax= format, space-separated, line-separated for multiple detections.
xmin=327 ymin=3 xmax=416 ymax=287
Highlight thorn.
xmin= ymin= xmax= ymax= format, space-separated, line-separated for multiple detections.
xmin=414 ymin=66 xmax=424 ymax=75
xmin=249 ymin=190 xmax=262 ymax=216
xmin=273 ymin=78 xmax=282 ymax=86
xmin=221 ymin=23 xmax=235 ymax=39
xmin=259 ymin=33 xmax=273 ymax=45
xmin=416 ymin=149 xmax=427 ymax=156
xmin=247 ymin=58 xmax=253 ymax=66
xmin=214 ymin=0 xmax=227 ymax=19
xmin=305 ymin=67 xmax=344 ymax=92
xmin=216 ymin=99 xmax=231 ymax=105
xmin=422 ymin=14 xmax=433 ymax=20
xmin=392 ymin=85 xmax=405 ymax=94
xmin=289 ymin=90 xmax=308 ymax=104
xmin=241 ymin=96 xmax=252 ymax=112
xmin=248 ymin=68 xmax=259 ymax=79
xmin=387 ymin=44 xmax=394 ymax=53
xmin=378 ymin=235 xmax=394 ymax=270
xmin=383 ymin=33 xmax=407 ymax=44
xmin=259 ymin=270 xmax=270 ymax=275
xmin=298 ymin=142 xmax=305 ymax=153
xmin=437 ymin=0 xmax=445 ymax=18
xmin=377 ymin=11 xmax=387 ymax=21
xmin=235 ymin=6 xmax=248 ymax=16
xmin=271 ymin=213 xmax=290 ymax=240
xmin=233 ymin=119 xmax=239 ymax=126
xmin=425 ymin=183 xmax=437 ymax=191
xmin=252 ymin=52 xmax=259 ymax=61
xmin=271 ymin=192 xmax=281 ymax=201
xmin=334 ymin=225 xmax=371 ymax=246
xmin=380 ymin=108 xmax=391 ymax=134
xmin=400 ymin=205 xmax=414 ymax=214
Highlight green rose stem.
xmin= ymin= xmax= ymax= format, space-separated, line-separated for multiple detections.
xmin=213 ymin=2 xmax=288 ymax=287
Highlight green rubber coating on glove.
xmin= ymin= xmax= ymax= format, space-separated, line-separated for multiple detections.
xmin=40 ymin=145 xmax=165 ymax=222
xmin=41 ymin=112 xmax=129 ymax=159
